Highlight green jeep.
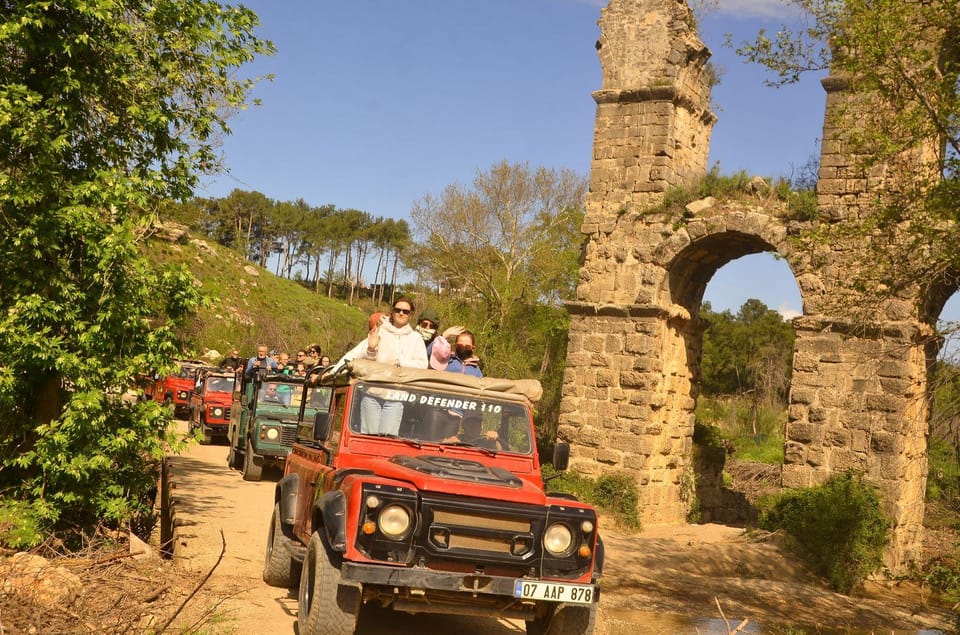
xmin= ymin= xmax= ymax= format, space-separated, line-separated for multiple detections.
xmin=227 ymin=371 xmax=331 ymax=481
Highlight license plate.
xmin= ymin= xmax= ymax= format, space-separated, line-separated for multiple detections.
xmin=513 ymin=580 xmax=596 ymax=604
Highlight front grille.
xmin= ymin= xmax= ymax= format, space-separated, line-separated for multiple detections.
xmin=281 ymin=425 xmax=297 ymax=446
xmin=419 ymin=495 xmax=545 ymax=565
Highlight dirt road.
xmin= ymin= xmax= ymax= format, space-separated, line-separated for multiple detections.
xmin=165 ymin=425 xmax=955 ymax=634
xmin=165 ymin=426 xmax=523 ymax=634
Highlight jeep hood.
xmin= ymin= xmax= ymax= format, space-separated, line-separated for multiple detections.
xmin=371 ymin=454 xmax=546 ymax=505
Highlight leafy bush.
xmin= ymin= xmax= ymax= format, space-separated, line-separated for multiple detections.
xmin=760 ymin=472 xmax=890 ymax=593
xmin=0 ymin=499 xmax=43 ymax=550
xmin=546 ymin=468 xmax=641 ymax=530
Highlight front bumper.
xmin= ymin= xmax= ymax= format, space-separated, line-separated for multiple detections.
xmin=340 ymin=562 xmax=600 ymax=619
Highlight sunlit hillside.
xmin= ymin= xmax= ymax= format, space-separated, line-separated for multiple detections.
xmin=144 ymin=224 xmax=369 ymax=362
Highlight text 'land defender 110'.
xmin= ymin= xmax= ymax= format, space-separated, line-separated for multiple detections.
xmin=263 ymin=359 xmax=603 ymax=635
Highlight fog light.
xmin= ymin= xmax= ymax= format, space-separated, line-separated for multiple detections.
xmin=366 ymin=495 xmax=381 ymax=509
xmin=581 ymin=520 xmax=594 ymax=534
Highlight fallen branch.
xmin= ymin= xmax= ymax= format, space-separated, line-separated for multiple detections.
xmin=155 ymin=529 xmax=226 ymax=633
xmin=715 ymin=596 xmax=750 ymax=634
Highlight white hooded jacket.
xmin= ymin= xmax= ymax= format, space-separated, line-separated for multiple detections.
xmin=365 ymin=319 xmax=428 ymax=369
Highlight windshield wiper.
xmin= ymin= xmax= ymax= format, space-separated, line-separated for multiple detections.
xmin=440 ymin=441 xmax=497 ymax=456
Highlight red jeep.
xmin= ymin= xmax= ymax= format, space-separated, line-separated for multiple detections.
xmin=264 ymin=360 xmax=603 ymax=635
xmin=156 ymin=359 xmax=208 ymax=417
xmin=188 ymin=369 xmax=236 ymax=444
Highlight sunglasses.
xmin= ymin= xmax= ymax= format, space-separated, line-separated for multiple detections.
xmin=296 ymin=353 xmax=305 ymax=358
xmin=393 ymin=307 xmax=412 ymax=315
xmin=419 ymin=320 xmax=437 ymax=329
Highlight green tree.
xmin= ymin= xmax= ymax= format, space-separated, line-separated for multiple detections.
xmin=700 ymin=299 xmax=795 ymax=404
xmin=410 ymin=160 xmax=587 ymax=330
xmin=733 ymin=0 xmax=960 ymax=306
xmin=0 ymin=1 xmax=272 ymax=543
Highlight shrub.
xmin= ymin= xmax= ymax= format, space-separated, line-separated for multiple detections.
xmin=545 ymin=468 xmax=641 ymax=530
xmin=0 ymin=498 xmax=43 ymax=550
xmin=760 ymin=472 xmax=890 ymax=593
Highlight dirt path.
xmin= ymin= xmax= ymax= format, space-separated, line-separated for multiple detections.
xmin=165 ymin=425 xmax=956 ymax=634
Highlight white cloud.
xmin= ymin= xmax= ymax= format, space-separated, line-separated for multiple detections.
xmin=778 ymin=304 xmax=802 ymax=320
xmin=715 ymin=0 xmax=801 ymax=20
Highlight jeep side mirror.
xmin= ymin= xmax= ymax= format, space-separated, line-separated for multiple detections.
xmin=313 ymin=412 xmax=331 ymax=442
xmin=552 ymin=442 xmax=570 ymax=472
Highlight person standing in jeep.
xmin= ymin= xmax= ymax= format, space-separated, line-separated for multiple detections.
xmin=244 ymin=344 xmax=278 ymax=379
xmin=364 ymin=297 xmax=428 ymax=369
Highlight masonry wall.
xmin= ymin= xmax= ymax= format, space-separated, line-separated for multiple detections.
xmin=563 ymin=0 xmax=938 ymax=570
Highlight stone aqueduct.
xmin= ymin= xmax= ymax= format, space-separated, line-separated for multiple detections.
xmin=559 ymin=0 xmax=950 ymax=569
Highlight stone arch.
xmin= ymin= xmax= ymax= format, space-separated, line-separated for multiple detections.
xmin=562 ymin=0 xmax=944 ymax=571
xmin=658 ymin=208 xmax=800 ymax=316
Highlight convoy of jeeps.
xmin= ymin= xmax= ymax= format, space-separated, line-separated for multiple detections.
xmin=165 ymin=353 xmax=603 ymax=635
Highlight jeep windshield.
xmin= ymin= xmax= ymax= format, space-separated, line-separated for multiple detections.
xmin=259 ymin=382 xmax=330 ymax=411
xmin=348 ymin=382 xmax=534 ymax=454
xmin=206 ymin=376 xmax=235 ymax=393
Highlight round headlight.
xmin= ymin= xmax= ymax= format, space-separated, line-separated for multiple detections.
xmin=212 ymin=407 xmax=223 ymax=417
xmin=377 ymin=505 xmax=411 ymax=539
xmin=265 ymin=427 xmax=279 ymax=440
xmin=543 ymin=523 xmax=573 ymax=556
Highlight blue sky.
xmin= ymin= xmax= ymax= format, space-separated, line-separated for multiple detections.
xmin=202 ymin=1 xmax=952 ymax=325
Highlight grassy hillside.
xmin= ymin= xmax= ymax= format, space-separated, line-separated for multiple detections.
xmin=145 ymin=226 xmax=369 ymax=362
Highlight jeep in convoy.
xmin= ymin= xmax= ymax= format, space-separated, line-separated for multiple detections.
xmin=188 ymin=369 xmax=236 ymax=444
xmin=228 ymin=371 xmax=331 ymax=482
xmin=156 ymin=359 xmax=208 ymax=417
xmin=263 ymin=359 xmax=603 ymax=635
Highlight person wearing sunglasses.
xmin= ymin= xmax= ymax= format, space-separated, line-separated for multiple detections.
xmin=364 ymin=297 xmax=428 ymax=369
xmin=429 ymin=329 xmax=483 ymax=377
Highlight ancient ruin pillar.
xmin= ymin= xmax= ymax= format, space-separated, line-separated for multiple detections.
xmin=559 ymin=0 xmax=715 ymax=525
xmin=784 ymin=68 xmax=944 ymax=568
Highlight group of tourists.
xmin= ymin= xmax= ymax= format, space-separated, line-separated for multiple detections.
xmin=216 ymin=297 xmax=482 ymax=384
xmin=329 ymin=296 xmax=483 ymax=379
xmin=218 ymin=343 xmax=331 ymax=380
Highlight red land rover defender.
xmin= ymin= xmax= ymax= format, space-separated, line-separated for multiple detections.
xmin=188 ymin=369 xmax=236 ymax=444
xmin=263 ymin=360 xmax=603 ymax=635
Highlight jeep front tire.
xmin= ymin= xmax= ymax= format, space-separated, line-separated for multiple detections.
xmin=298 ymin=532 xmax=358 ymax=635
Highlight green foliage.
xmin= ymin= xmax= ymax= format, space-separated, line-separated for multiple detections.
xmin=0 ymin=499 xmax=43 ymax=550
xmin=145 ymin=238 xmax=368 ymax=359
xmin=546 ymin=468 xmax=641 ymax=530
xmin=926 ymin=436 xmax=960 ymax=504
xmin=733 ymin=0 xmax=960 ymax=310
xmin=760 ymin=473 xmax=890 ymax=593
xmin=0 ymin=1 xmax=272 ymax=543
xmin=700 ymin=299 xmax=795 ymax=405
xmin=919 ymin=553 xmax=960 ymax=605
xmin=696 ymin=396 xmax=786 ymax=464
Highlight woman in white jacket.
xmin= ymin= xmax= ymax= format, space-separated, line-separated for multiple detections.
xmin=364 ymin=296 xmax=429 ymax=369
xmin=360 ymin=297 xmax=428 ymax=434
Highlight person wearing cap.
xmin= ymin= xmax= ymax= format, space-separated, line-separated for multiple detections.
xmin=417 ymin=308 xmax=469 ymax=358
xmin=416 ymin=308 xmax=441 ymax=353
